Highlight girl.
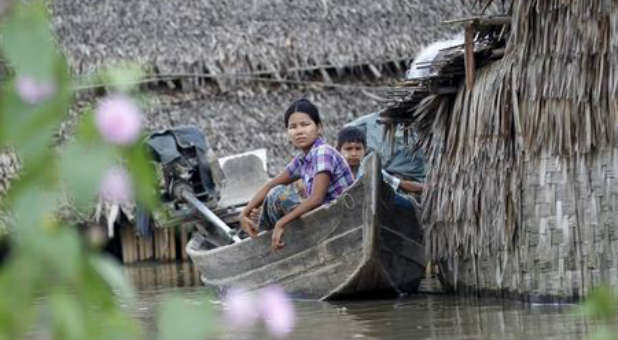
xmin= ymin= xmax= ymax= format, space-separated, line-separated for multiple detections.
xmin=240 ymin=99 xmax=355 ymax=250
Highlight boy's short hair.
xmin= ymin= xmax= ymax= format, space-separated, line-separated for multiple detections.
xmin=337 ymin=126 xmax=366 ymax=150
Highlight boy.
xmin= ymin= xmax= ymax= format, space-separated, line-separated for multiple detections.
xmin=336 ymin=126 xmax=426 ymax=196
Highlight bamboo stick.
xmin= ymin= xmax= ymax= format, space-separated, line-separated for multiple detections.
xmin=464 ymin=25 xmax=476 ymax=90
xmin=180 ymin=228 xmax=189 ymax=260
xmin=120 ymin=227 xmax=130 ymax=264
xmin=169 ymin=228 xmax=176 ymax=261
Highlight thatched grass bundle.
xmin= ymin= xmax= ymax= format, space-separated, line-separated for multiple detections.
xmin=49 ymin=0 xmax=468 ymax=79
xmin=127 ymin=84 xmax=386 ymax=174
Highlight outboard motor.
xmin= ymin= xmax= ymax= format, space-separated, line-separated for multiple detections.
xmin=139 ymin=126 xmax=240 ymax=243
xmin=146 ymin=126 xmax=219 ymax=207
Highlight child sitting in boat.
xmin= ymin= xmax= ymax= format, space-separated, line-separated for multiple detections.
xmin=336 ymin=126 xmax=426 ymax=208
xmin=240 ymin=99 xmax=355 ymax=250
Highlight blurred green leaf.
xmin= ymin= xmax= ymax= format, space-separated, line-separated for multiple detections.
xmin=9 ymin=186 xmax=58 ymax=240
xmin=89 ymin=254 xmax=136 ymax=303
xmin=590 ymin=327 xmax=617 ymax=340
xmin=101 ymin=64 xmax=144 ymax=93
xmin=0 ymin=1 xmax=58 ymax=80
xmin=0 ymin=261 xmax=38 ymax=338
xmin=49 ymin=291 xmax=87 ymax=340
xmin=0 ymin=3 xmax=155 ymax=340
xmin=59 ymin=141 xmax=115 ymax=212
xmin=94 ymin=309 xmax=143 ymax=340
xmin=33 ymin=227 xmax=81 ymax=283
xmin=157 ymin=295 xmax=216 ymax=340
xmin=76 ymin=258 xmax=117 ymax=311
xmin=75 ymin=107 xmax=101 ymax=145
xmin=123 ymin=142 xmax=159 ymax=211
xmin=578 ymin=285 xmax=618 ymax=321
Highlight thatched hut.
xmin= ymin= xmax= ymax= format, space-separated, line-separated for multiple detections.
xmin=382 ymin=0 xmax=618 ymax=301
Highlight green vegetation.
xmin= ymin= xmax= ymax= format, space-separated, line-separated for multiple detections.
xmin=578 ymin=285 xmax=618 ymax=340
xmin=0 ymin=2 xmax=214 ymax=338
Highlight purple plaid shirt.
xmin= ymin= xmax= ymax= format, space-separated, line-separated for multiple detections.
xmin=286 ymin=137 xmax=355 ymax=204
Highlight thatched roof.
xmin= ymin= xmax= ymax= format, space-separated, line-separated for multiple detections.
xmin=62 ymin=82 xmax=385 ymax=175
xmin=380 ymin=0 xmax=618 ymax=259
xmin=49 ymin=0 xmax=470 ymax=78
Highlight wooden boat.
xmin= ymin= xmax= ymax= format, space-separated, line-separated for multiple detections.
xmin=185 ymin=153 xmax=425 ymax=300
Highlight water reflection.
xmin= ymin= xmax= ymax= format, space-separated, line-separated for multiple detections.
xmin=124 ymin=263 xmax=611 ymax=340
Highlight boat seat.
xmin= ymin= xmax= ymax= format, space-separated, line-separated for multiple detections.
xmin=216 ymin=149 xmax=269 ymax=208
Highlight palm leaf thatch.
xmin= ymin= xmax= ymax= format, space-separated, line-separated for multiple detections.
xmin=70 ymin=84 xmax=388 ymax=174
xmin=49 ymin=0 xmax=469 ymax=80
xmin=383 ymin=0 xmax=618 ymax=262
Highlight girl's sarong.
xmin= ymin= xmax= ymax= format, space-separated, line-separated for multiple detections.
xmin=258 ymin=181 xmax=305 ymax=230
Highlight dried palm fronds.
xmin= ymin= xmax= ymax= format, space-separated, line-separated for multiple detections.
xmin=382 ymin=0 xmax=618 ymax=261
xmin=49 ymin=0 xmax=470 ymax=80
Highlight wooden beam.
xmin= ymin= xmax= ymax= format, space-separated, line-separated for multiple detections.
xmin=442 ymin=15 xmax=511 ymax=26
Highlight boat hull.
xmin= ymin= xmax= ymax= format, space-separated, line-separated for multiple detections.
xmin=186 ymin=153 xmax=425 ymax=300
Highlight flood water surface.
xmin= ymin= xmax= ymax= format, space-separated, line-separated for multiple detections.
xmin=124 ymin=263 xmax=613 ymax=340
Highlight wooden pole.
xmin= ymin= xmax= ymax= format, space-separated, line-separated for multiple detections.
xmin=138 ymin=236 xmax=145 ymax=261
xmin=120 ymin=227 xmax=130 ymax=264
xmin=169 ymin=228 xmax=176 ymax=261
xmin=130 ymin=230 xmax=137 ymax=263
xmin=154 ymin=229 xmax=161 ymax=261
xmin=180 ymin=228 xmax=189 ymax=260
xmin=441 ymin=15 xmax=511 ymax=26
xmin=464 ymin=24 xmax=476 ymax=90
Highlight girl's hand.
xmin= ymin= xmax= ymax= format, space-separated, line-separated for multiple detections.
xmin=248 ymin=208 xmax=260 ymax=223
xmin=240 ymin=210 xmax=258 ymax=238
xmin=272 ymin=221 xmax=286 ymax=250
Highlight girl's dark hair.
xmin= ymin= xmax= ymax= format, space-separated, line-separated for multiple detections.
xmin=337 ymin=126 xmax=366 ymax=150
xmin=283 ymin=98 xmax=321 ymax=127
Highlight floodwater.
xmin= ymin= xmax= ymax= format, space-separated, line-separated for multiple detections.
xmin=122 ymin=262 xmax=615 ymax=340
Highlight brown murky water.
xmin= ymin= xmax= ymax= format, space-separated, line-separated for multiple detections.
xmin=122 ymin=262 xmax=615 ymax=340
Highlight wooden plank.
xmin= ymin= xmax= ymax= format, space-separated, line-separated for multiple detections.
xmin=164 ymin=229 xmax=170 ymax=260
xmin=169 ymin=228 xmax=177 ymax=260
xmin=146 ymin=235 xmax=153 ymax=260
xmin=138 ymin=236 xmax=145 ymax=261
xmin=162 ymin=228 xmax=170 ymax=261
xmin=154 ymin=229 xmax=161 ymax=261
xmin=129 ymin=230 xmax=137 ymax=263
xmin=124 ymin=228 xmax=133 ymax=264
xmin=180 ymin=228 xmax=189 ymax=260
xmin=120 ymin=227 xmax=130 ymax=264
xmin=155 ymin=229 xmax=165 ymax=261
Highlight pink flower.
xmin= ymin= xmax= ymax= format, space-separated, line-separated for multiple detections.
xmin=223 ymin=287 xmax=259 ymax=329
xmin=259 ymin=285 xmax=295 ymax=338
xmin=16 ymin=75 xmax=56 ymax=105
xmin=99 ymin=166 xmax=133 ymax=204
xmin=95 ymin=94 xmax=142 ymax=145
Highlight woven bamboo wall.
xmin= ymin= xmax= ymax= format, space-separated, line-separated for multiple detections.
xmin=442 ymin=150 xmax=618 ymax=302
